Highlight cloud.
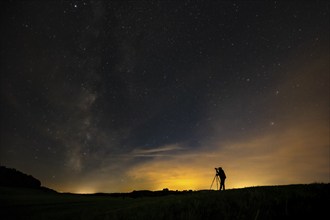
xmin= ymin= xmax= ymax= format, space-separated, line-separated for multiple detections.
xmin=131 ymin=144 xmax=185 ymax=157
xmin=123 ymin=116 xmax=328 ymax=191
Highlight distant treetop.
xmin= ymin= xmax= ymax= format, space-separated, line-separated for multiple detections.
xmin=0 ymin=166 xmax=41 ymax=188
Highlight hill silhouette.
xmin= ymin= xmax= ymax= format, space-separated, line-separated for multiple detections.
xmin=0 ymin=166 xmax=41 ymax=188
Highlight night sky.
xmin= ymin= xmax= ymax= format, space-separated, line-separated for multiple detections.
xmin=1 ymin=1 xmax=329 ymax=193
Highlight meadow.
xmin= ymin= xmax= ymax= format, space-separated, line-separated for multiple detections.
xmin=0 ymin=184 xmax=328 ymax=220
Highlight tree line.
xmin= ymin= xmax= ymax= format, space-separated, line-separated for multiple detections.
xmin=0 ymin=166 xmax=41 ymax=188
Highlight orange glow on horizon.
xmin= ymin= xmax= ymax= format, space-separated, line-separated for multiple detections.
xmin=49 ymin=98 xmax=329 ymax=193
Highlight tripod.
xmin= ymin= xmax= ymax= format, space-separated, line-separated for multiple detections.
xmin=210 ymin=174 xmax=220 ymax=190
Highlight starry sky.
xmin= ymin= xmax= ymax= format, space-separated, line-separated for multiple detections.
xmin=1 ymin=1 xmax=329 ymax=193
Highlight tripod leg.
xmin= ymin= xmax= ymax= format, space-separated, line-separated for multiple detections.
xmin=216 ymin=176 xmax=218 ymax=190
xmin=217 ymin=176 xmax=221 ymax=190
xmin=210 ymin=175 xmax=216 ymax=190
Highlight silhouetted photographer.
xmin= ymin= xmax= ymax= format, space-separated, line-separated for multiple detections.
xmin=210 ymin=167 xmax=227 ymax=190
xmin=215 ymin=167 xmax=226 ymax=190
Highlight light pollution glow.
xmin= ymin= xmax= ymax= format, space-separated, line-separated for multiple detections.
xmin=60 ymin=118 xmax=329 ymax=194
xmin=54 ymin=105 xmax=329 ymax=193
xmin=42 ymin=45 xmax=329 ymax=194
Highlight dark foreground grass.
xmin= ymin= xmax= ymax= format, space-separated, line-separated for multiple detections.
xmin=1 ymin=184 xmax=329 ymax=220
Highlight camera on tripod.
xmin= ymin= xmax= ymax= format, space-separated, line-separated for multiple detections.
xmin=210 ymin=167 xmax=226 ymax=190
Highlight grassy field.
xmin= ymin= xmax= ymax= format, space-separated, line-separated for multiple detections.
xmin=0 ymin=184 xmax=329 ymax=220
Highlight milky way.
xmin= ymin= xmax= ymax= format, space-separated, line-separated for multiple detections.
xmin=1 ymin=1 xmax=329 ymax=192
